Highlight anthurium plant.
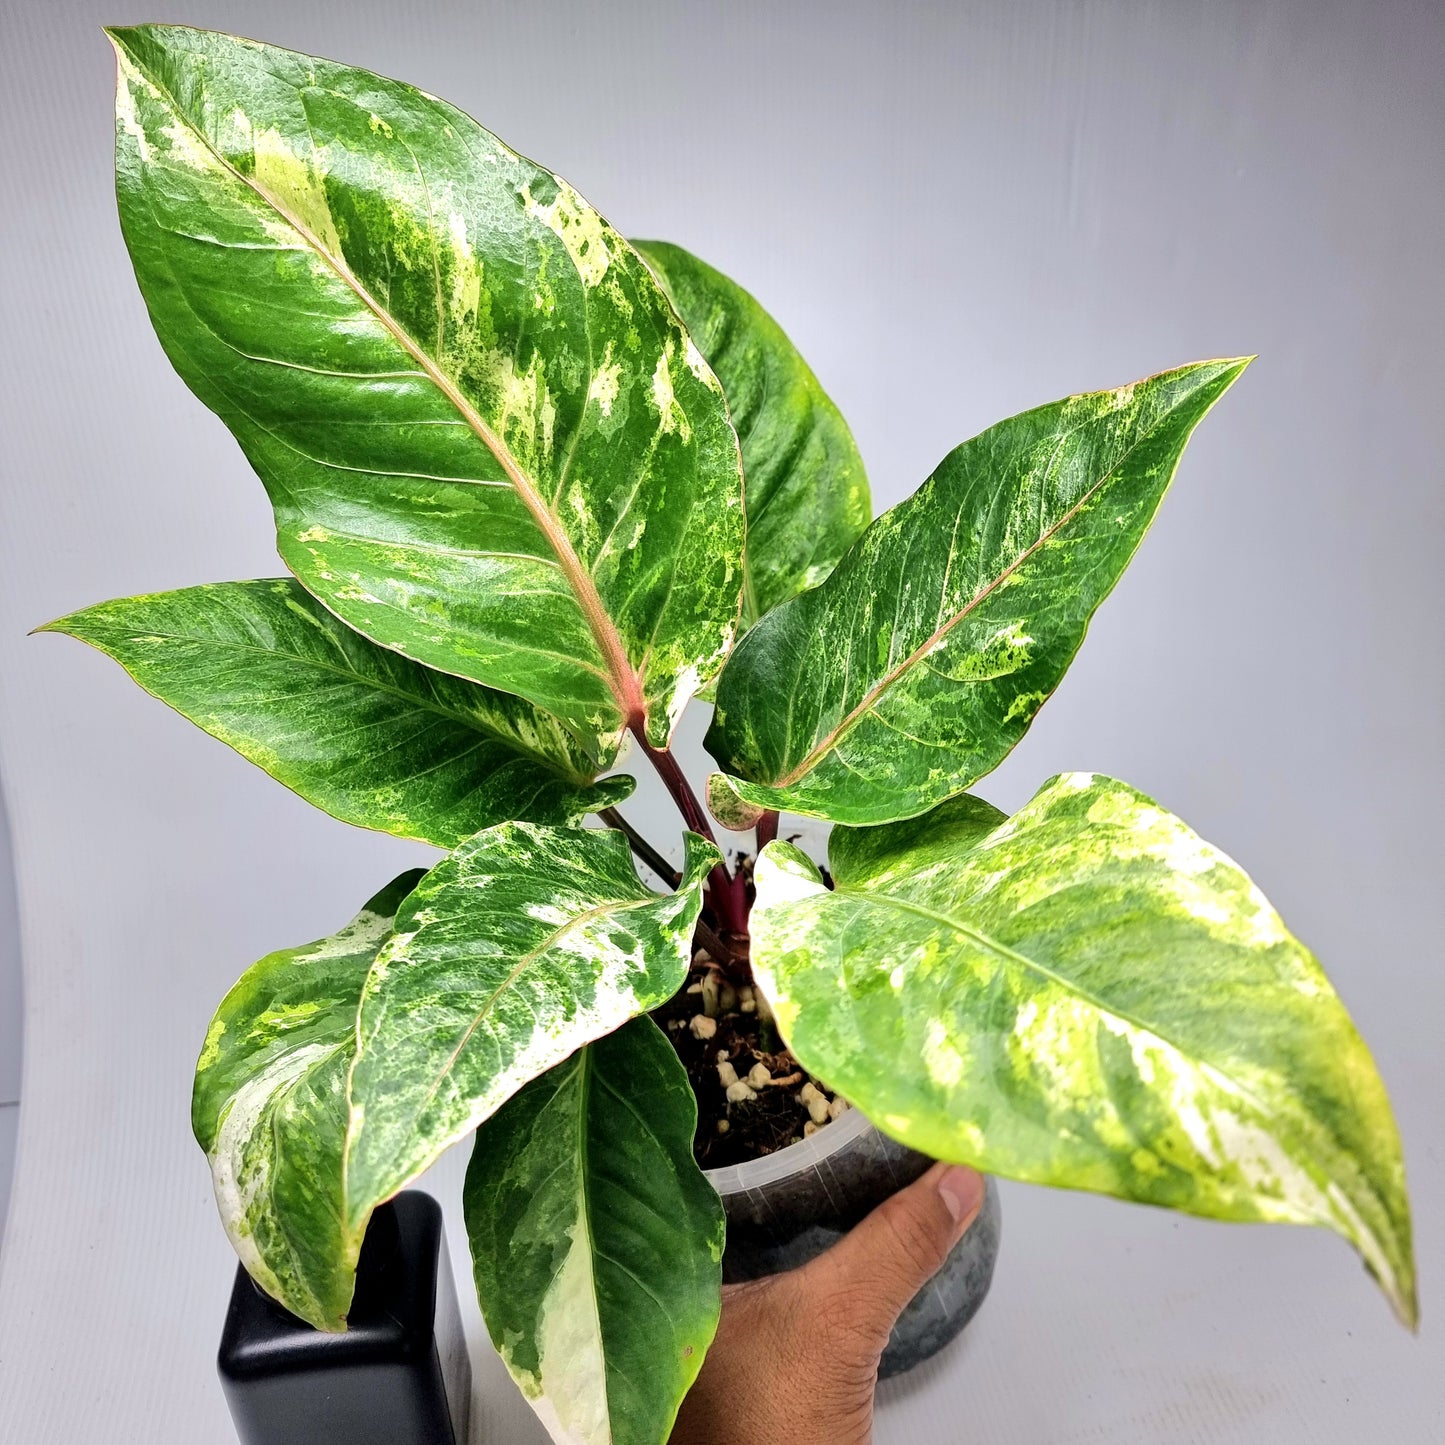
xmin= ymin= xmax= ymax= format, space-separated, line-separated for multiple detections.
xmin=52 ymin=24 xmax=1415 ymax=1444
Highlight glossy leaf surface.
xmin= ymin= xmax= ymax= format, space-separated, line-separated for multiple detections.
xmin=109 ymin=25 xmax=744 ymax=747
xmin=707 ymin=360 xmax=1249 ymax=825
xmin=345 ymin=824 xmax=717 ymax=1232
xmin=751 ymin=775 xmax=1416 ymax=1324
xmin=635 ymin=241 xmax=870 ymax=625
xmin=45 ymin=580 xmax=631 ymax=847
xmin=465 ymin=1017 xmax=723 ymax=1445
xmin=192 ymin=869 xmax=423 ymax=1331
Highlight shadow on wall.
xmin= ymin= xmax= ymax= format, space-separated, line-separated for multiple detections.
xmin=0 ymin=783 xmax=21 ymax=1242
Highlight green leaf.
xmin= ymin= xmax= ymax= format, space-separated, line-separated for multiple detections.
xmin=345 ymin=824 xmax=718 ymax=1235
xmin=192 ymin=869 xmax=423 ymax=1331
xmin=751 ymin=775 xmax=1416 ymax=1326
xmin=634 ymin=241 xmax=871 ymax=626
xmin=108 ymin=24 xmax=744 ymax=748
xmin=706 ymin=360 xmax=1251 ymax=826
xmin=465 ymin=1017 xmax=723 ymax=1445
xmin=44 ymin=579 xmax=633 ymax=848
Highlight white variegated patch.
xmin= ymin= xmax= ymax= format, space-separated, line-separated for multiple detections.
xmin=210 ymin=1042 xmax=341 ymax=1295
xmin=522 ymin=1220 xmax=610 ymax=1445
xmin=524 ymin=178 xmax=612 ymax=288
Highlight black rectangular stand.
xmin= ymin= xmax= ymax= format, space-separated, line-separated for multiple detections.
xmin=217 ymin=1191 xmax=471 ymax=1444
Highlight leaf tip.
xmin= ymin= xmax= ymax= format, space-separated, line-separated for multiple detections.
xmin=595 ymin=772 xmax=638 ymax=809
xmin=1383 ymin=1256 xmax=1420 ymax=1333
xmin=101 ymin=24 xmax=133 ymax=60
xmin=752 ymin=838 xmax=826 ymax=903
xmin=679 ymin=828 xmax=724 ymax=881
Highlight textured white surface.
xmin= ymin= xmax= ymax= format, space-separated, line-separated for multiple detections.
xmin=0 ymin=1108 xmax=17 ymax=1243
xmin=1 ymin=1 xmax=1442 ymax=1441
xmin=0 ymin=798 xmax=20 ymax=1109
xmin=0 ymin=790 xmax=20 ymax=1243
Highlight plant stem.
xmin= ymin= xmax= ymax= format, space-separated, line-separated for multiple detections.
xmin=600 ymin=804 xmax=750 ymax=977
xmin=756 ymin=809 xmax=780 ymax=851
xmin=630 ymin=725 xmax=715 ymax=839
xmin=597 ymin=806 xmax=679 ymax=887
xmin=693 ymin=918 xmax=736 ymax=972
xmin=629 ymin=722 xmax=749 ymax=938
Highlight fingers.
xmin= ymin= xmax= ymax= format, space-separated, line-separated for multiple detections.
xmin=798 ymin=1162 xmax=986 ymax=1354
xmin=670 ymin=1165 xmax=987 ymax=1445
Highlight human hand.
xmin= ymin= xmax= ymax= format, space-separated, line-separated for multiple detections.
xmin=670 ymin=1162 xmax=986 ymax=1445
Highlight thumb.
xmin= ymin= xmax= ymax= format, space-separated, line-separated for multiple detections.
xmin=798 ymin=1161 xmax=986 ymax=1350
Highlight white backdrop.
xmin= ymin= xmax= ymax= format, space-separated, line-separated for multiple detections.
xmin=0 ymin=794 xmax=19 ymax=1235
xmin=1 ymin=1 xmax=1441 ymax=1440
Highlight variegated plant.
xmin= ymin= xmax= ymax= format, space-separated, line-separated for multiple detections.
xmin=53 ymin=23 xmax=1415 ymax=1445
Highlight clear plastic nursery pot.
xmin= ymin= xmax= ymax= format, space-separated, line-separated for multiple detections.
xmin=705 ymin=1102 xmax=1002 ymax=1377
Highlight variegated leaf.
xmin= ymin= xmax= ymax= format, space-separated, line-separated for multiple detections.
xmin=706 ymin=361 xmax=1250 ymax=826
xmin=635 ymin=241 xmax=871 ymax=626
xmin=192 ymin=869 xmax=423 ymax=1331
xmin=751 ymin=775 xmax=1416 ymax=1325
xmin=344 ymin=824 xmax=717 ymax=1235
xmin=109 ymin=25 xmax=744 ymax=748
xmin=44 ymin=580 xmax=632 ymax=848
xmin=465 ymin=1017 xmax=724 ymax=1445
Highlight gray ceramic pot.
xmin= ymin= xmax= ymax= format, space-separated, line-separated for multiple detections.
xmin=704 ymin=1105 xmax=1000 ymax=1377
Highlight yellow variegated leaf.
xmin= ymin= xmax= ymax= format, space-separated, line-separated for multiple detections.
xmin=751 ymin=776 xmax=1416 ymax=1325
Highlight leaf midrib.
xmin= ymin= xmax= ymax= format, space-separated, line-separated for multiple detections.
xmin=413 ymin=891 xmax=663 ymax=1115
xmin=833 ymin=879 xmax=1388 ymax=1245
xmin=772 ymin=407 xmax=1181 ymax=787
xmin=66 ymin=612 xmax=599 ymax=785
xmin=122 ymin=44 xmax=647 ymax=731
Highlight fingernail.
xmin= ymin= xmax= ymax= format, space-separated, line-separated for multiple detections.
xmin=936 ymin=1165 xmax=985 ymax=1235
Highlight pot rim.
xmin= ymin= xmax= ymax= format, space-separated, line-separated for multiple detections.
xmin=702 ymin=1100 xmax=877 ymax=1195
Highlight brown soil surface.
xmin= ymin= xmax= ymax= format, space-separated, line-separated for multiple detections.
xmin=652 ymin=956 xmax=844 ymax=1169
